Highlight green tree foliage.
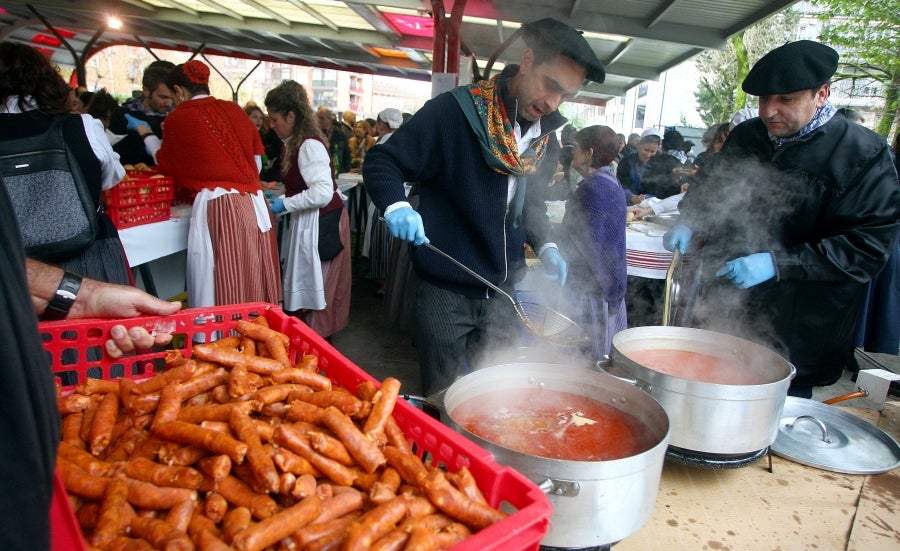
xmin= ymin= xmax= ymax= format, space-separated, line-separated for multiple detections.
xmin=694 ymin=10 xmax=799 ymax=126
xmin=813 ymin=0 xmax=899 ymax=137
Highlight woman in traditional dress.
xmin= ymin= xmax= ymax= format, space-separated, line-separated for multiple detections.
xmin=155 ymin=60 xmax=282 ymax=307
xmin=265 ymin=80 xmax=351 ymax=339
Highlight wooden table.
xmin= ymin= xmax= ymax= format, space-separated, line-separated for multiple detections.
xmin=615 ymin=404 xmax=900 ymax=550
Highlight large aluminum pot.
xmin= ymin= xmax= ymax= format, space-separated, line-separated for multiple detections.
xmin=609 ymin=326 xmax=795 ymax=455
xmin=441 ymin=363 xmax=670 ymax=548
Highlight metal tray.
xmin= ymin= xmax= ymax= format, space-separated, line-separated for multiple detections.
xmin=770 ymin=397 xmax=900 ymax=474
xmin=644 ymin=212 xmax=681 ymax=227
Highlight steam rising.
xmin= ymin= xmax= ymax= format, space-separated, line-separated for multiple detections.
xmin=677 ymin=152 xmax=807 ymax=356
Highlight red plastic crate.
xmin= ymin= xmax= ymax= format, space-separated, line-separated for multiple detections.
xmin=41 ymin=303 xmax=552 ymax=551
xmin=104 ymin=173 xmax=174 ymax=229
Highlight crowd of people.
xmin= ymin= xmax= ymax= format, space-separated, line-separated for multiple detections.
xmin=1 ymin=18 xmax=899 ymax=546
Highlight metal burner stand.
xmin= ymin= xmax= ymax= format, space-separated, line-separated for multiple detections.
xmin=665 ymin=446 xmax=772 ymax=470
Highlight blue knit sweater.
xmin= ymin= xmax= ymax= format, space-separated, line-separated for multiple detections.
xmin=363 ymin=86 xmax=565 ymax=297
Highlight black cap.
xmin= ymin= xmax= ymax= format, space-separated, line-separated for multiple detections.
xmin=742 ymin=40 xmax=838 ymax=96
xmin=522 ymin=18 xmax=606 ymax=83
xmin=663 ymin=129 xmax=684 ymax=150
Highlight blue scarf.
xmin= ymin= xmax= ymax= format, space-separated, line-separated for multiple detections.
xmin=770 ymin=101 xmax=836 ymax=148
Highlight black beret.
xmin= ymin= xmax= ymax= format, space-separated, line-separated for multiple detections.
xmin=742 ymin=40 xmax=838 ymax=96
xmin=663 ymin=129 xmax=684 ymax=150
xmin=522 ymin=18 xmax=606 ymax=84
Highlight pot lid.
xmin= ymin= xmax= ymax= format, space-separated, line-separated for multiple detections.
xmin=770 ymin=397 xmax=900 ymax=474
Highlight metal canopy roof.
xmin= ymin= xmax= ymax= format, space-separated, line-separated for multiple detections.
xmin=0 ymin=0 xmax=799 ymax=103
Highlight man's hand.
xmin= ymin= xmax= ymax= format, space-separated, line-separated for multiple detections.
xmin=105 ymin=324 xmax=175 ymax=360
xmin=124 ymin=113 xmax=150 ymax=133
xmin=716 ymin=252 xmax=776 ymax=289
xmin=384 ymin=206 xmax=428 ymax=246
xmin=540 ymin=247 xmax=568 ymax=287
xmin=71 ymin=280 xmax=181 ymax=321
xmin=663 ymin=224 xmax=693 ymax=254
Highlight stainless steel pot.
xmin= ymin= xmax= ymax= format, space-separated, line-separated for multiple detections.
xmin=609 ymin=326 xmax=795 ymax=455
xmin=440 ymin=363 xmax=670 ymax=548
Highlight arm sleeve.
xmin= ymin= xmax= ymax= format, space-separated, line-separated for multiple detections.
xmin=143 ymin=135 xmax=161 ymax=164
xmin=775 ymin=147 xmax=900 ymax=283
xmin=81 ymin=114 xmax=125 ymax=190
xmin=362 ymin=95 xmax=447 ymax=212
xmin=282 ymin=139 xmax=334 ymax=212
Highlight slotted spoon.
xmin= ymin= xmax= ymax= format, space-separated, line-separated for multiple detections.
xmin=422 ymin=241 xmax=588 ymax=347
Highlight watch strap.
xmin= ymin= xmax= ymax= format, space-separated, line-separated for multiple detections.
xmin=42 ymin=272 xmax=82 ymax=321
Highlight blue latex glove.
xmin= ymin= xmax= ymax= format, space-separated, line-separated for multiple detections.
xmin=123 ymin=113 xmax=149 ymax=133
xmin=270 ymin=197 xmax=286 ymax=214
xmin=540 ymin=247 xmax=568 ymax=287
xmin=384 ymin=206 xmax=428 ymax=246
xmin=716 ymin=252 xmax=776 ymax=289
xmin=663 ymin=224 xmax=693 ymax=254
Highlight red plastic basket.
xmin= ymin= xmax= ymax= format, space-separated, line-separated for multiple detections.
xmin=103 ymin=174 xmax=174 ymax=229
xmin=41 ymin=303 xmax=552 ymax=551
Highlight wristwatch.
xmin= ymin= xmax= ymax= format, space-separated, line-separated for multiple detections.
xmin=42 ymin=272 xmax=82 ymax=321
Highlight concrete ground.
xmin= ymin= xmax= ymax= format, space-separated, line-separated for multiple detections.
xmin=330 ymin=273 xmax=422 ymax=395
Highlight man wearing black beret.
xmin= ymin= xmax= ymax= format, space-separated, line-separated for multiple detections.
xmin=665 ymin=40 xmax=899 ymax=398
xmin=364 ymin=18 xmax=605 ymax=395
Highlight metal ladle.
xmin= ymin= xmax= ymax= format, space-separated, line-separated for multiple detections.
xmin=421 ymin=241 xmax=588 ymax=347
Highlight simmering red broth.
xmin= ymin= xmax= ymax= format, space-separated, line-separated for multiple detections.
xmin=624 ymin=349 xmax=758 ymax=385
xmin=451 ymin=388 xmax=656 ymax=461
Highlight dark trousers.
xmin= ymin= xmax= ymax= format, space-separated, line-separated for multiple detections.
xmin=413 ymin=279 xmax=521 ymax=396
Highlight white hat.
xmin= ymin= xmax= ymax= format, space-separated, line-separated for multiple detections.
xmin=730 ymin=108 xmax=759 ymax=129
xmin=641 ymin=127 xmax=663 ymax=139
xmin=378 ymin=108 xmax=404 ymax=129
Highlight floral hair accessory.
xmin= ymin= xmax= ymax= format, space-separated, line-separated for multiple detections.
xmin=184 ymin=60 xmax=210 ymax=85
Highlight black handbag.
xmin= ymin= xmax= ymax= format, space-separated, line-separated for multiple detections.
xmin=0 ymin=116 xmax=99 ymax=261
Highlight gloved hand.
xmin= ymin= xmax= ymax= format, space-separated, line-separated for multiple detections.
xmin=270 ymin=197 xmax=286 ymax=214
xmin=540 ymin=247 xmax=568 ymax=287
xmin=384 ymin=206 xmax=428 ymax=246
xmin=663 ymin=224 xmax=693 ymax=254
xmin=123 ymin=113 xmax=149 ymax=133
xmin=715 ymin=252 xmax=776 ymax=289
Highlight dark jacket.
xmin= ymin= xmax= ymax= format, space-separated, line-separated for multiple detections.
xmin=109 ymin=97 xmax=166 ymax=166
xmin=363 ymin=81 xmax=561 ymax=298
xmin=680 ymin=114 xmax=900 ymax=387
xmin=327 ymin=126 xmax=351 ymax=175
xmin=0 ymin=151 xmax=60 ymax=551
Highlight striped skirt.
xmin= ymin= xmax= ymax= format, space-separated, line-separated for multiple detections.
xmin=206 ymin=192 xmax=282 ymax=306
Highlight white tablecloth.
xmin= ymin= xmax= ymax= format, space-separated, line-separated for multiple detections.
xmin=547 ymin=200 xmax=674 ymax=280
xmin=625 ymin=223 xmax=674 ymax=279
xmin=117 ymin=203 xmax=192 ymax=267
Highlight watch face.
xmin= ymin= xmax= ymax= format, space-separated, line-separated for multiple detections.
xmin=58 ymin=289 xmax=78 ymax=301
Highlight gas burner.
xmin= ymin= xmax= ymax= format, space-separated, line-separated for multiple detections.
xmin=540 ymin=546 xmax=612 ymax=551
xmin=665 ymin=446 xmax=770 ymax=469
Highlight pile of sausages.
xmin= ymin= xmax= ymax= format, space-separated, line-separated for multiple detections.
xmin=56 ymin=318 xmax=507 ymax=551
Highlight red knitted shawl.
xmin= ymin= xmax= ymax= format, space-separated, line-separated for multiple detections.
xmin=157 ymin=97 xmax=263 ymax=200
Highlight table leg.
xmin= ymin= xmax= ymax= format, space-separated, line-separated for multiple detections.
xmin=135 ymin=264 xmax=159 ymax=298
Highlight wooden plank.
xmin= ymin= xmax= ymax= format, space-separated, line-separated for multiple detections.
xmin=617 ymin=407 xmax=899 ymax=549
xmin=846 ymin=401 xmax=900 ymax=550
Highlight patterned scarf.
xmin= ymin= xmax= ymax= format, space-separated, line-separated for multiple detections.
xmin=770 ymin=101 xmax=836 ymax=147
xmin=450 ymin=78 xmax=549 ymax=175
